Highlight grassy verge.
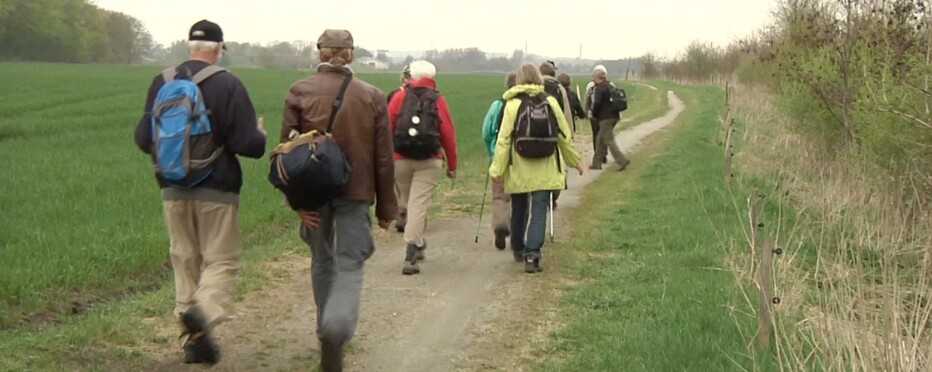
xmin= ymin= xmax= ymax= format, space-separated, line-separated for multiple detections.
xmin=725 ymin=84 xmax=932 ymax=371
xmin=531 ymin=84 xmax=760 ymax=371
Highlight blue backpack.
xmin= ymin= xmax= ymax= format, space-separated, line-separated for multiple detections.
xmin=150 ymin=65 xmax=225 ymax=188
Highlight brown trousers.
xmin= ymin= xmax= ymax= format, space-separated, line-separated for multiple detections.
xmin=163 ymin=200 xmax=241 ymax=329
xmin=395 ymin=159 xmax=443 ymax=247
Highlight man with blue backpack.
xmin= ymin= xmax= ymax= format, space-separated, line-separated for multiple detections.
xmin=133 ymin=19 xmax=267 ymax=365
xmin=481 ymin=72 xmax=517 ymax=250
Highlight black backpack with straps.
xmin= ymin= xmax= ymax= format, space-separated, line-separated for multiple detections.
xmin=394 ymin=86 xmax=442 ymax=160
xmin=512 ymin=93 xmax=562 ymax=159
xmin=543 ymin=79 xmax=565 ymax=111
xmin=608 ymin=85 xmax=628 ymax=112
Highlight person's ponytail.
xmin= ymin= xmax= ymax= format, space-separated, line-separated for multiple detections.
xmin=320 ymin=47 xmax=353 ymax=66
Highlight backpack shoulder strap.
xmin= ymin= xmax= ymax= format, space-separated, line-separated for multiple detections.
xmin=191 ymin=65 xmax=227 ymax=85
xmin=327 ymin=74 xmax=354 ymax=133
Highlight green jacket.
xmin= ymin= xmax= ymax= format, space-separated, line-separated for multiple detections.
xmin=481 ymin=98 xmax=506 ymax=159
xmin=489 ymin=84 xmax=581 ymax=194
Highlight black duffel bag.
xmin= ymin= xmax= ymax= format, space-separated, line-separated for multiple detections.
xmin=269 ymin=74 xmax=353 ymax=211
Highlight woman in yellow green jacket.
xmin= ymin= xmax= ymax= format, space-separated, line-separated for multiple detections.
xmin=489 ymin=63 xmax=586 ymax=273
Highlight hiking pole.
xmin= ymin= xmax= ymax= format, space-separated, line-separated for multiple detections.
xmin=549 ymin=192 xmax=555 ymax=243
xmin=474 ymin=168 xmax=491 ymax=243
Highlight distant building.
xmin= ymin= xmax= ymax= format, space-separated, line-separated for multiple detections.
xmin=357 ymin=57 xmax=390 ymax=70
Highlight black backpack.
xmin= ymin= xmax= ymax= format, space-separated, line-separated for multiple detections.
xmin=608 ymin=85 xmax=628 ymax=112
xmin=512 ymin=93 xmax=562 ymax=159
xmin=543 ymin=79 xmax=565 ymax=111
xmin=394 ymin=87 xmax=442 ymax=160
xmin=268 ymin=75 xmax=354 ymax=211
xmin=386 ymin=87 xmax=402 ymax=105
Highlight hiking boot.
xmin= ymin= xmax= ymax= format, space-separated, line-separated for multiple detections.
xmin=617 ymin=158 xmax=631 ymax=172
xmin=402 ymin=243 xmax=420 ymax=275
xmin=319 ymin=338 xmax=344 ymax=372
xmin=179 ymin=307 xmax=220 ymax=364
xmin=395 ymin=214 xmax=406 ymax=233
xmin=415 ymin=241 xmax=426 ymax=262
xmin=524 ymin=257 xmax=543 ymax=273
xmin=513 ymin=251 xmax=524 ymax=262
xmin=494 ymin=228 xmax=508 ymax=250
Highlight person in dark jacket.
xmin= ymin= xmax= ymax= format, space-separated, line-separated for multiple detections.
xmin=558 ymin=73 xmax=587 ymax=131
xmin=589 ymin=67 xmax=630 ymax=171
xmin=134 ymin=20 xmax=267 ymax=365
xmin=585 ymin=65 xmax=608 ymax=164
xmin=280 ymin=29 xmax=399 ymax=372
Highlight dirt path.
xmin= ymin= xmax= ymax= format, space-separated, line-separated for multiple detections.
xmin=144 ymin=89 xmax=684 ymax=372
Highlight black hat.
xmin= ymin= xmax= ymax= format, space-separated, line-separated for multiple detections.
xmin=189 ymin=20 xmax=226 ymax=50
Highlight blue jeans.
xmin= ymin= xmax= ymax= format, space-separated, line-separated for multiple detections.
xmin=510 ymin=191 xmax=552 ymax=260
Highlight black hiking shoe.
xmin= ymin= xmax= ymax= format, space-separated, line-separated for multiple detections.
xmin=589 ymin=163 xmax=602 ymax=170
xmin=415 ymin=241 xmax=426 ymax=262
xmin=402 ymin=243 xmax=420 ymax=275
xmin=524 ymin=257 xmax=543 ymax=273
xmin=179 ymin=307 xmax=220 ymax=365
xmin=513 ymin=251 xmax=524 ymax=262
xmin=319 ymin=338 xmax=344 ymax=372
xmin=494 ymin=228 xmax=508 ymax=250
xmin=395 ymin=213 xmax=406 ymax=233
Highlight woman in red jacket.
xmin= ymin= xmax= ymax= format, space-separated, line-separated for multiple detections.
xmin=388 ymin=59 xmax=458 ymax=275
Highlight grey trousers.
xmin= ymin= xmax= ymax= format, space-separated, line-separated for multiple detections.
xmin=592 ymin=119 xmax=627 ymax=165
xmin=299 ymin=199 xmax=374 ymax=345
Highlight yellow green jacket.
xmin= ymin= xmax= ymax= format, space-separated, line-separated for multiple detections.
xmin=489 ymin=84 xmax=581 ymax=194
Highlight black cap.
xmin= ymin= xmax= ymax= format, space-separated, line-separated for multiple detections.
xmin=189 ymin=20 xmax=226 ymax=50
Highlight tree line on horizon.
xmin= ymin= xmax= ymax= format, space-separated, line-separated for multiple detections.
xmin=0 ymin=1 xmax=650 ymax=75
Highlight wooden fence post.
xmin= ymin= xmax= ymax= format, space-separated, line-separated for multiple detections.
xmin=749 ymin=190 xmax=776 ymax=350
xmin=757 ymin=235 xmax=775 ymax=349
xmin=748 ymin=190 xmax=762 ymax=272
xmin=724 ymin=118 xmax=736 ymax=185
xmin=725 ymin=81 xmax=731 ymax=121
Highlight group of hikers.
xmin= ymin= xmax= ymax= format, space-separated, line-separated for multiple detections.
xmin=134 ymin=21 xmax=629 ymax=371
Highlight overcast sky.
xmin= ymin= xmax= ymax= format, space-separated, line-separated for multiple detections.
xmin=90 ymin=0 xmax=777 ymax=60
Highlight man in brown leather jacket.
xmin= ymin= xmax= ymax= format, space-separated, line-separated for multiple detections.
xmin=279 ymin=29 xmax=398 ymax=372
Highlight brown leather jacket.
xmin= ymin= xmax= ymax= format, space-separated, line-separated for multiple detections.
xmin=281 ymin=64 xmax=398 ymax=221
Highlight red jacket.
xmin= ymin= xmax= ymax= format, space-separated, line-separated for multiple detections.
xmin=388 ymin=77 xmax=458 ymax=171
